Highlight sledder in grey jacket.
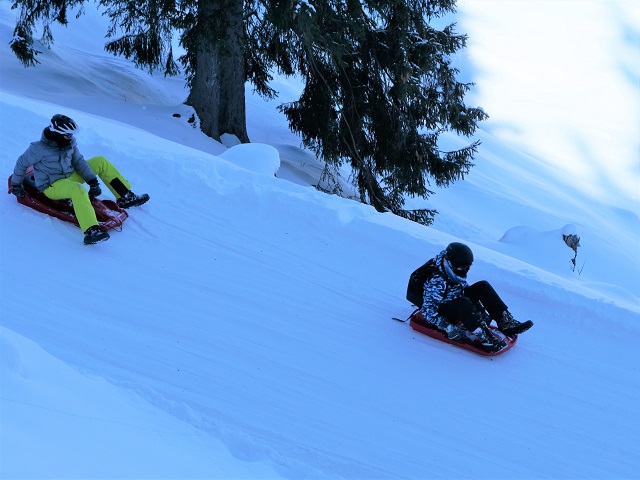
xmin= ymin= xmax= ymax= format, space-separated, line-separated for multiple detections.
xmin=12 ymin=130 xmax=97 ymax=192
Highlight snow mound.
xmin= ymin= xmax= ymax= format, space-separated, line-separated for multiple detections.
xmin=219 ymin=143 xmax=281 ymax=176
xmin=499 ymin=224 xmax=580 ymax=274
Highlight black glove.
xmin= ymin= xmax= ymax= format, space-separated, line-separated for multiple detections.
xmin=88 ymin=178 xmax=101 ymax=199
xmin=11 ymin=184 xmax=25 ymax=198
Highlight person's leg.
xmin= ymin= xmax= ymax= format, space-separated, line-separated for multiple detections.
xmin=85 ymin=156 xmax=132 ymax=198
xmin=439 ymin=297 xmax=483 ymax=331
xmin=44 ymin=178 xmax=98 ymax=232
xmin=439 ymin=296 xmax=506 ymax=352
xmin=85 ymin=156 xmax=149 ymax=208
xmin=464 ymin=280 xmax=508 ymax=320
xmin=466 ymin=281 xmax=533 ymax=335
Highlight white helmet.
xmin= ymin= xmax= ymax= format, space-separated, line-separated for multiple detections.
xmin=49 ymin=114 xmax=78 ymax=135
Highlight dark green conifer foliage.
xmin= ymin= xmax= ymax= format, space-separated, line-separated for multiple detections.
xmin=100 ymin=0 xmax=181 ymax=75
xmin=9 ymin=0 xmax=86 ymax=66
xmin=276 ymin=0 xmax=488 ymax=224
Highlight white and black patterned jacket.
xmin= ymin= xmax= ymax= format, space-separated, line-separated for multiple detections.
xmin=421 ymin=250 xmax=468 ymax=325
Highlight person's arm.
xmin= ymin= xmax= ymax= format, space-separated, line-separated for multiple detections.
xmin=70 ymin=144 xmax=97 ymax=183
xmin=12 ymin=144 xmax=40 ymax=187
xmin=421 ymin=275 xmax=447 ymax=325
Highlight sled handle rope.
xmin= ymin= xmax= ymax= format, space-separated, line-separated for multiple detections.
xmin=392 ymin=307 xmax=420 ymax=323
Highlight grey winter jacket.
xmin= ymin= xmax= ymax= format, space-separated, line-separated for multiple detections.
xmin=12 ymin=130 xmax=97 ymax=192
xmin=421 ymin=250 xmax=468 ymax=325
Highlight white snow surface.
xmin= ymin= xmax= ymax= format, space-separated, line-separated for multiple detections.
xmin=1 ymin=1 xmax=639 ymax=478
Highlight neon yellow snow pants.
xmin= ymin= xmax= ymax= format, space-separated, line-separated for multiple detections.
xmin=43 ymin=156 xmax=132 ymax=232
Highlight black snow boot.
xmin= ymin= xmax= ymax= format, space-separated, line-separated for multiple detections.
xmin=84 ymin=225 xmax=110 ymax=245
xmin=117 ymin=191 xmax=150 ymax=209
xmin=438 ymin=320 xmax=466 ymax=342
xmin=498 ymin=311 xmax=533 ymax=336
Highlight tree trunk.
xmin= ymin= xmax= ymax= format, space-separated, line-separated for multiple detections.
xmin=187 ymin=0 xmax=249 ymax=143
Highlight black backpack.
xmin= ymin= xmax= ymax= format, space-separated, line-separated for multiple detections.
xmin=406 ymin=259 xmax=439 ymax=307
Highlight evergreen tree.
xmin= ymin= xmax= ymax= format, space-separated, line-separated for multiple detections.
xmin=276 ymin=0 xmax=488 ymax=224
xmin=9 ymin=0 xmax=486 ymax=224
xmin=9 ymin=0 xmax=86 ymax=66
xmin=181 ymin=0 xmax=249 ymax=142
xmin=9 ymin=0 xmax=251 ymax=142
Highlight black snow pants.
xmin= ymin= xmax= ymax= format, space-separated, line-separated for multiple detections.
xmin=438 ymin=280 xmax=508 ymax=331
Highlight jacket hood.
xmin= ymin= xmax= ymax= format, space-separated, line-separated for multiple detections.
xmin=40 ymin=129 xmax=57 ymax=146
xmin=41 ymin=128 xmax=76 ymax=149
xmin=436 ymin=250 xmax=468 ymax=285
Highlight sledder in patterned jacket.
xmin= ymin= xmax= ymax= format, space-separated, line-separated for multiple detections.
xmin=421 ymin=242 xmax=533 ymax=352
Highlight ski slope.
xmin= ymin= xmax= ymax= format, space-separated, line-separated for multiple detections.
xmin=1 ymin=1 xmax=639 ymax=478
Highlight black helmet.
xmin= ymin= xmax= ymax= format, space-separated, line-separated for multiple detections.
xmin=49 ymin=114 xmax=78 ymax=135
xmin=445 ymin=242 xmax=474 ymax=268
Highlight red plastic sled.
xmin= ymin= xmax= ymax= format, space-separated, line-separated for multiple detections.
xmin=408 ymin=310 xmax=518 ymax=356
xmin=8 ymin=169 xmax=128 ymax=232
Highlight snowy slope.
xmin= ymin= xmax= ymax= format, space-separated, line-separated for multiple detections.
xmin=1 ymin=1 xmax=639 ymax=479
